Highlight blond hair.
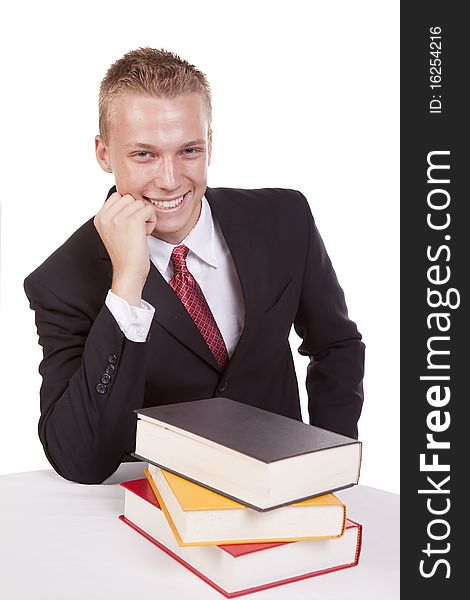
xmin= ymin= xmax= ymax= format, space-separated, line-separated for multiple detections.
xmin=99 ymin=47 xmax=212 ymax=143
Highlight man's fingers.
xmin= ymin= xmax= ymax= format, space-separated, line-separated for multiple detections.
xmin=95 ymin=195 xmax=157 ymax=236
xmin=108 ymin=198 xmax=147 ymax=221
xmin=142 ymin=205 xmax=157 ymax=236
xmin=96 ymin=192 xmax=136 ymax=218
xmin=95 ymin=193 xmax=144 ymax=227
xmin=109 ymin=199 xmax=156 ymax=228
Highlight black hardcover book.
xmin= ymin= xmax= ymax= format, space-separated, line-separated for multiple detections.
xmin=133 ymin=398 xmax=362 ymax=511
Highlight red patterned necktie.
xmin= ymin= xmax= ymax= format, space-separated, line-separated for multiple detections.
xmin=169 ymin=245 xmax=229 ymax=370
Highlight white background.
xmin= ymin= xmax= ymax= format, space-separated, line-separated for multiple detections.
xmin=0 ymin=0 xmax=399 ymax=492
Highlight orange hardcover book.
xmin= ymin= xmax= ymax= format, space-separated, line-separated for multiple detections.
xmin=145 ymin=465 xmax=346 ymax=546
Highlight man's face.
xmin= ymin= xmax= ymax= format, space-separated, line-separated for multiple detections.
xmin=95 ymin=93 xmax=212 ymax=244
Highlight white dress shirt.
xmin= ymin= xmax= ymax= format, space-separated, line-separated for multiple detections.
xmin=105 ymin=196 xmax=245 ymax=357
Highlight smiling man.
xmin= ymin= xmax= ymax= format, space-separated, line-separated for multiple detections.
xmin=24 ymin=48 xmax=365 ymax=484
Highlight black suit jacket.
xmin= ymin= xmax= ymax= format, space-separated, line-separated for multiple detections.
xmin=24 ymin=187 xmax=365 ymax=484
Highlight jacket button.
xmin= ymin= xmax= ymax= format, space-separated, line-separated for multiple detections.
xmin=108 ymin=354 xmax=117 ymax=365
xmin=96 ymin=383 xmax=107 ymax=395
xmin=217 ymin=381 xmax=228 ymax=393
xmin=101 ymin=373 xmax=111 ymax=384
xmin=105 ymin=364 xmax=115 ymax=375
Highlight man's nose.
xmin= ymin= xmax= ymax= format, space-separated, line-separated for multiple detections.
xmin=153 ymin=156 xmax=180 ymax=190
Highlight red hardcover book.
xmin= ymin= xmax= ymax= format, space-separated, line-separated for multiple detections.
xmin=120 ymin=478 xmax=362 ymax=598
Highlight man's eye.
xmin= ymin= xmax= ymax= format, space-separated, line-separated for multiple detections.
xmin=183 ymin=147 xmax=201 ymax=156
xmin=137 ymin=151 xmax=151 ymax=158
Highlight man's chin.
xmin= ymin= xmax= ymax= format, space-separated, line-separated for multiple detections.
xmin=150 ymin=225 xmax=189 ymax=245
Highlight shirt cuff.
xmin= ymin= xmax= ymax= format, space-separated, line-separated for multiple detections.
xmin=105 ymin=289 xmax=155 ymax=342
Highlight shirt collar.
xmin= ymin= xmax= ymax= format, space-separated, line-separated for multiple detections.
xmin=147 ymin=196 xmax=218 ymax=275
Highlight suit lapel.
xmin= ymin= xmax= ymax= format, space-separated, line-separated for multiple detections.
xmin=206 ymin=188 xmax=268 ymax=363
xmin=143 ymin=264 xmax=220 ymax=370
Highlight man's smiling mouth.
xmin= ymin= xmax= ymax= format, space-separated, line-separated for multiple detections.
xmin=143 ymin=192 xmax=188 ymax=209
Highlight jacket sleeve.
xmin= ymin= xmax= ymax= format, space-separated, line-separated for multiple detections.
xmin=293 ymin=193 xmax=365 ymax=439
xmin=24 ymin=275 xmax=149 ymax=484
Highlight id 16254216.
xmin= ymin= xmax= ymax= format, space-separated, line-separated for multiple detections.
xmin=429 ymin=26 xmax=442 ymax=114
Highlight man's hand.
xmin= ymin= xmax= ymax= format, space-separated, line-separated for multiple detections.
xmin=94 ymin=192 xmax=157 ymax=306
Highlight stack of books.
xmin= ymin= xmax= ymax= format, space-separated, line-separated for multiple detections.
xmin=119 ymin=397 xmax=363 ymax=597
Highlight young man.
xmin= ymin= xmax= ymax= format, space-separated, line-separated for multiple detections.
xmin=24 ymin=48 xmax=365 ymax=484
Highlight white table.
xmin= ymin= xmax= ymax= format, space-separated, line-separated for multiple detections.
xmin=0 ymin=464 xmax=399 ymax=599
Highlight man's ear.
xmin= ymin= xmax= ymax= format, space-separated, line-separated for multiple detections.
xmin=207 ymin=127 xmax=212 ymax=166
xmin=95 ymin=135 xmax=113 ymax=173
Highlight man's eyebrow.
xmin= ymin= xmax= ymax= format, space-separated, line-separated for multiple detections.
xmin=123 ymin=142 xmax=157 ymax=150
xmin=179 ymin=139 xmax=207 ymax=148
xmin=123 ymin=140 xmax=207 ymax=150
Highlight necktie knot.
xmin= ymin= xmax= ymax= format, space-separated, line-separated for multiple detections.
xmin=170 ymin=245 xmax=190 ymax=275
